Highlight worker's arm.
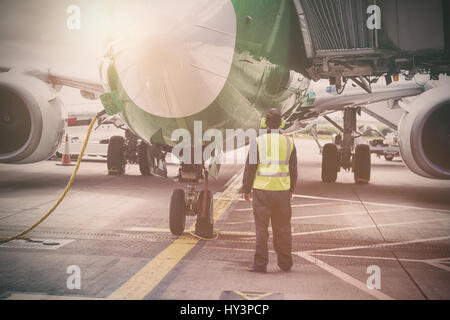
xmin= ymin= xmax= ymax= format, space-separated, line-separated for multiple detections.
xmin=289 ymin=145 xmax=298 ymax=193
xmin=242 ymin=138 xmax=258 ymax=194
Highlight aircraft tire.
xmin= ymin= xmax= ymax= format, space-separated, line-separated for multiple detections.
xmin=138 ymin=142 xmax=151 ymax=176
xmin=170 ymin=189 xmax=186 ymax=236
xmin=322 ymin=143 xmax=339 ymax=183
xmin=195 ymin=190 xmax=214 ymax=239
xmin=384 ymin=154 xmax=394 ymax=161
xmin=354 ymin=144 xmax=371 ymax=184
xmin=107 ymin=136 xmax=125 ymax=175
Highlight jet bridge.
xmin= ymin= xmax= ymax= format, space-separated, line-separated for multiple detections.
xmin=293 ymin=0 xmax=450 ymax=92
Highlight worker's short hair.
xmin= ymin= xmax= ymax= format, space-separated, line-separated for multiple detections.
xmin=265 ymin=108 xmax=282 ymax=129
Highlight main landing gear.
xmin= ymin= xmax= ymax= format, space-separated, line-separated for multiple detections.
xmin=321 ymin=107 xmax=371 ymax=184
xmin=107 ymin=130 xmax=168 ymax=177
xmin=169 ymin=164 xmax=214 ymax=239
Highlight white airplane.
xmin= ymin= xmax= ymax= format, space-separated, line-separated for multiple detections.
xmin=0 ymin=0 xmax=449 ymax=237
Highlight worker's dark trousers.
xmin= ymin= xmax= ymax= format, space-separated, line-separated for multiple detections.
xmin=252 ymin=189 xmax=293 ymax=271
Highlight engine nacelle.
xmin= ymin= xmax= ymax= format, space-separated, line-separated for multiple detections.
xmin=0 ymin=73 xmax=66 ymax=164
xmin=398 ymin=86 xmax=450 ymax=179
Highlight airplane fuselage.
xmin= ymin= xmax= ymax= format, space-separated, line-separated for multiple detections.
xmin=100 ymin=0 xmax=311 ymax=148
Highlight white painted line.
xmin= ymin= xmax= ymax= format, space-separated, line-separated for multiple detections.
xmin=240 ymin=217 xmax=450 ymax=241
xmin=235 ymin=201 xmax=340 ymax=212
xmin=292 ymin=217 xmax=450 ymax=236
xmin=296 ymin=252 xmax=394 ymax=300
xmin=227 ymin=207 xmax=405 ymax=225
xmin=424 ymin=261 xmax=450 ymax=272
xmin=204 ymin=246 xmax=450 ymax=274
xmin=427 ymin=257 xmax=450 ymax=264
xmin=311 ymin=253 xmax=450 ymax=273
xmin=311 ymin=253 xmax=425 ymax=263
xmin=302 ymin=236 xmax=450 ymax=254
xmin=291 ymin=207 xmax=405 ymax=221
xmin=292 ymin=194 xmax=450 ymax=213
xmin=225 ymin=168 xmax=244 ymax=188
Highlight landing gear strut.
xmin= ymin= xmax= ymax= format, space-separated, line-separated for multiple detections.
xmin=138 ymin=143 xmax=168 ymax=177
xmin=169 ymin=163 xmax=214 ymax=239
xmin=321 ymin=107 xmax=371 ymax=184
xmin=107 ymin=130 xmax=168 ymax=177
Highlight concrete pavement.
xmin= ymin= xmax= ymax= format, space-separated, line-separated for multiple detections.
xmin=0 ymin=139 xmax=449 ymax=300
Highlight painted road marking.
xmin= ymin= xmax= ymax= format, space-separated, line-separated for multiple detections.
xmin=425 ymin=258 xmax=450 ymax=272
xmin=291 ymin=207 xmax=405 ymax=220
xmin=302 ymin=235 xmax=450 ymax=254
xmin=296 ymin=251 xmax=394 ymax=300
xmin=0 ymin=238 xmax=74 ymax=250
xmin=240 ymin=217 xmax=450 ymax=240
xmin=222 ymin=194 xmax=450 ymax=213
xmin=125 ymin=226 xmax=256 ymax=237
xmin=108 ymin=170 xmax=243 ymax=300
xmin=219 ymin=290 xmax=282 ymax=300
xmin=292 ymin=194 xmax=450 ymax=213
xmin=125 ymin=227 xmax=176 ymax=233
xmin=206 ymin=236 xmax=450 ymax=300
xmin=235 ymin=201 xmax=339 ymax=212
xmin=291 ymin=217 xmax=450 ymax=236
xmin=234 ymin=291 xmax=274 ymax=300
xmin=311 ymin=253 xmax=426 ymax=262
xmin=294 ymin=236 xmax=450 ymax=300
xmin=5 ymin=293 xmax=104 ymax=300
xmin=311 ymin=253 xmax=450 ymax=273
xmin=227 ymin=207 xmax=406 ymax=225
xmin=205 ymin=246 xmax=450 ymax=274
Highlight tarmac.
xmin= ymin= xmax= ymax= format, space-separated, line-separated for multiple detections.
xmin=0 ymin=139 xmax=449 ymax=300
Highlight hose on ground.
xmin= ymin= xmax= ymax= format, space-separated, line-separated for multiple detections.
xmin=0 ymin=113 xmax=102 ymax=244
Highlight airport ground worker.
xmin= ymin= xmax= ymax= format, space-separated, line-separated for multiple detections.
xmin=242 ymin=109 xmax=298 ymax=273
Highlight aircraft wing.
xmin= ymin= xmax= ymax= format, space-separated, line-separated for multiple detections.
xmin=23 ymin=68 xmax=105 ymax=100
xmin=284 ymin=82 xmax=425 ymax=134
xmin=313 ymin=85 xmax=424 ymax=113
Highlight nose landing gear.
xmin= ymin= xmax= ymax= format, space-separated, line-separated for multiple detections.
xmin=105 ymin=129 xmax=215 ymax=238
xmin=169 ymin=164 xmax=215 ymax=239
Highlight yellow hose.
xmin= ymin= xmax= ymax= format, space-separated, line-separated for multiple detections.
xmin=0 ymin=116 xmax=98 ymax=244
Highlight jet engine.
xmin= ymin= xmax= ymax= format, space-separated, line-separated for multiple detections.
xmin=398 ymin=86 xmax=450 ymax=179
xmin=0 ymin=73 xmax=65 ymax=164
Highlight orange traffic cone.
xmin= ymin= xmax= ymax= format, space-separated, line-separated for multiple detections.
xmin=57 ymin=134 xmax=75 ymax=166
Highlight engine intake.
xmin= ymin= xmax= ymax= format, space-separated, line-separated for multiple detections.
xmin=398 ymin=85 xmax=450 ymax=179
xmin=0 ymin=73 xmax=65 ymax=164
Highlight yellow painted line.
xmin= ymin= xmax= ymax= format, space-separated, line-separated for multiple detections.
xmin=126 ymin=227 xmax=255 ymax=237
xmin=108 ymin=171 xmax=243 ymax=300
xmin=234 ymin=291 xmax=273 ymax=300
xmin=219 ymin=230 xmax=255 ymax=236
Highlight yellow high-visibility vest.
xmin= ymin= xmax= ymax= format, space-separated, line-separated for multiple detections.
xmin=253 ymin=133 xmax=294 ymax=191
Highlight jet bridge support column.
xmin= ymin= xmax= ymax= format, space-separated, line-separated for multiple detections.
xmin=341 ymin=108 xmax=358 ymax=171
